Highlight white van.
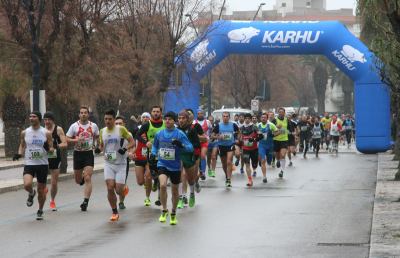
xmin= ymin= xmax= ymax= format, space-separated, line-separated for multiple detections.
xmin=211 ymin=108 xmax=253 ymax=122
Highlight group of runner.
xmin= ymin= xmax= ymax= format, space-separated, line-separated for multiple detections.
xmin=13 ymin=106 xmax=355 ymax=224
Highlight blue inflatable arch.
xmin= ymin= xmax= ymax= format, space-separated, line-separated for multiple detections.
xmin=164 ymin=20 xmax=391 ymax=154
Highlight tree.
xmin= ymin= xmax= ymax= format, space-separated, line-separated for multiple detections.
xmin=358 ymin=0 xmax=400 ymax=179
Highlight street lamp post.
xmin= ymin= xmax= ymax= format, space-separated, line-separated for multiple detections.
xmin=253 ymin=2 xmax=266 ymax=20
xmin=185 ymin=14 xmax=199 ymax=37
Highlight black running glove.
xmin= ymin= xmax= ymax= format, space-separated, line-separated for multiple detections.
xmin=13 ymin=154 xmax=22 ymax=161
xmin=118 ymin=148 xmax=127 ymax=155
xmin=171 ymin=139 xmax=183 ymax=148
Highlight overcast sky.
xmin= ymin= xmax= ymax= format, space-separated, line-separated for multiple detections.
xmin=224 ymin=0 xmax=356 ymax=13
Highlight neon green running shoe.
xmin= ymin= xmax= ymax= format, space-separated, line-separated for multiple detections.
xmin=170 ymin=213 xmax=178 ymax=225
xmin=144 ymin=198 xmax=151 ymax=207
xmin=189 ymin=193 xmax=195 ymax=208
xmin=211 ymin=170 xmax=216 ymax=177
xmin=208 ymin=170 xmax=213 ymax=177
xmin=159 ymin=210 xmax=169 ymax=223
xmin=177 ymin=197 xmax=184 ymax=209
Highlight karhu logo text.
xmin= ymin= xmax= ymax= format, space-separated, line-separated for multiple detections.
xmin=262 ymin=30 xmax=322 ymax=44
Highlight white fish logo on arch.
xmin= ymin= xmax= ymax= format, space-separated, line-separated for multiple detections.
xmin=190 ymin=39 xmax=210 ymax=63
xmin=341 ymin=45 xmax=367 ymax=63
xmin=228 ymin=27 xmax=261 ymax=43
xmin=332 ymin=44 xmax=367 ymax=71
xmin=190 ymin=39 xmax=217 ymax=72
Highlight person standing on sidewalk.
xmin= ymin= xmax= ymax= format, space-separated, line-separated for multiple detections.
xmin=66 ymin=106 xmax=100 ymax=212
xmin=13 ymin=111 xmax=54 ymax=220
xmin=43 ymin=111 xmax=67 ymax=211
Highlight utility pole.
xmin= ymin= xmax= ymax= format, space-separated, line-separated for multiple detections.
xmin=253 ymin=2 xmax=266 ymax=20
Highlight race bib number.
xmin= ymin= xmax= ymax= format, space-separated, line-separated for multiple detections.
xmin=279 ymin=128 xmax=286 ymax=134
xmin=313 ymin=130 xmax=321 ymax=136
xmin=80 ymin=139 xmax=92 ymax=150
xmin=221 ymin=133 xmax=232 ymax=141
xmin=344 ymin=125 xmax=352 ymax=130
xmin=262 ymin=133 xmax=268 ymax=140
xmin=48 ymin=151 xmax=57 ymax=159
xmin=141 ymin=148 xmax=148 ymax=157
xmin=30 ymin=148 xmax=44 ymax=160
xmin=159 ymin=148 xmax=175 ymax=160
xmin=105 ymin=151 xmax=117 ymax=161
xmin=301 ymin=126 xmax=308 ymax=132
xmin=243 ymin=139 xmax=253 ymax=147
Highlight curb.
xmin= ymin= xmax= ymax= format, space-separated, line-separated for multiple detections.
xmin=0 ymin=167 xmax=104 ymax=194
xmin=369 ymin=152 xmax=400 ymax=258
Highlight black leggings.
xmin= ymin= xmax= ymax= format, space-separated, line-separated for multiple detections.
xmin=345 ymin=130 xmax=352 ymax=144
xmin=300 ymin=136 xmax=310 ymax=154
xmin=312 ymin=139 xmax=321 ymax=153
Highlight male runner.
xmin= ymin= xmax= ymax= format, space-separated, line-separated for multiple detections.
xmin=43 ymin=111 xmax=67 ymax=211
xmin=321 ymin=112 xmax=332 ymax=150
xmin=206 ymin=115 xmax=217 ymax=178
xmin=66 ymin=106 xmax=99 ymax=211
xmin=177 ymin=110 xmax=205 ymax=208
xmin=194 ymin=109 xmax=211 ymax=180
xmin=14 ymin=111 xmax=54 ymax=220
xmin=257 ymin=113 xmax=278 ymax=183
xmin=212 ymin=112 xmax=240 ymax=187
xmin=240 ymin=113 xmax=259 ymax=186
xmin=273 ymin=108 xmax=289 ymax=178
xmin=136 ymin=106 xmax=165 ymax=206
xmin=342 ymin=114 xmax=355 ymax=148
xmin=297 ymin=115 xmax=312 ymax=158
xmin=287 ymin=113 xmax=298 ymax=166
xmin=99 ymin=109 xmax=134 ymax=221
xmin=115 ymin=115 xmax=133 ymax=209
xmin=311 ymin=116 xmax=324 ymax=158
xmin=330 ymin=115 xmax=342 ymax=154
xmin=151 ymin=111 xmax=193 ymax=225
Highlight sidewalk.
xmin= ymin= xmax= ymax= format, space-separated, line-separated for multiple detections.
xmin=369 ymin=152 xmax=400 ymax=257
xmin=0 ymin=156 xmax=106 ymax=194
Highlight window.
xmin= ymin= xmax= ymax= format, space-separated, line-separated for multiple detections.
xmin=281 ymin=2 xmax=286 ymax=7
xmin=306 ymin=1 xmax=311 ymax=8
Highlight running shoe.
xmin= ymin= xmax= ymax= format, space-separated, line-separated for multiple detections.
xmin=225 ymin=179 xmax=232 ymax=188
xmin=80 ymin=201 xmax=88 ymax=211
xmin=288 ymin=161 xmax=293 ymax=167
xmin=195 ymin=181 xmax=201 ymax=193
xmin=177 ymin=197 xmax=184 ymax=209
xmin=170 ymin=213 xmax=178 ymax=225
xmin=279 ymin=170 xmax=284 ymax=178
xmin=159 ymin=210 xmax=169 ymax=223
xmin=123 ymin=185 xmax=129 ymax=197
xmin=200 ymin=173 xmax=206 ymax=181
xmin=118 ymin=202 xmax=126 ymax=210
xmin=246 ymin=179 xmax=253 ymax=187
xmin=240 ymin=168 xmax=244 ymax=174
xmin=189 ymin=193 xmax=195 ymax=208
xmin=183 ymin=196 xmax=188 ymax=205
xmin=210 ymin=170 xmax=216 ymax=177
xmin=235 ymin=159 xmax=240 ymax=166
xmin=36 ymin=209 xmax=43 ymax=220
xmin=155 ymin=199 xmax=161 ymax=206
xmin=110 ymin=213 xmax=120 ymax=222
xmin=252 ymin=171 xmax=257 ymax=177
xmin=50 ymin=200 xmax=57 ymax=211
xmin=26 ymin=190 xmax=36 ymax=207
xmin=263 ymin=177 xmax=268 ymax=183
xmin=276 ymin=160 xmax=281 ymax=168
xmin=208 ymin=170 xmax=213 ymax=177
xmin=152 ymin=180 xmax=158 ymax=192
xmin=144 ymin=198 xmax=151 ymax=207
xmin=272 ymin=161 xmax=276 ymax=168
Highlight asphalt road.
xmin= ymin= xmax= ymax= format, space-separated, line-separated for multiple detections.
xmin=0 ymin=151 xmax=377 ymax=258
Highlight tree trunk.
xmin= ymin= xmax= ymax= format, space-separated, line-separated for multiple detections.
xmin=394 ymin=96 xmax=400 ymax=180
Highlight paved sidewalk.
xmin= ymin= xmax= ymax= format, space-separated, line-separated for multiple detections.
xmin=370 ymin=152 xmax=400 ymax=258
